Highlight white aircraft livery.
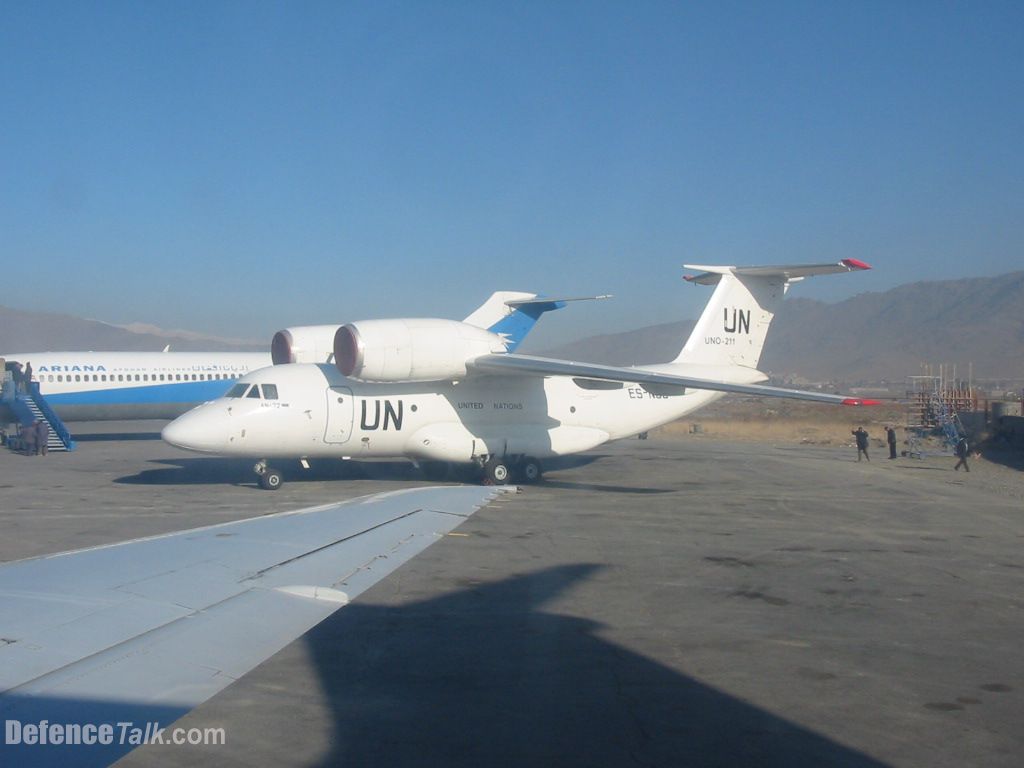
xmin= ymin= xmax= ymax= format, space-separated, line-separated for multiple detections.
xmin=162 ymin=261 xmax=877 ymax=488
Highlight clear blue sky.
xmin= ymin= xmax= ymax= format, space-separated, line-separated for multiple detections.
xmin=2 ymin=1 xmax=1021 ymax=347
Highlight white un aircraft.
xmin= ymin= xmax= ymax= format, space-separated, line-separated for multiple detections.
xmin=163 ymin=261 xmax=878 ymax=489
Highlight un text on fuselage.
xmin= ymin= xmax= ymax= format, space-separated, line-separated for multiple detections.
xmin=360 ymin=399 xmax=403 ymax=431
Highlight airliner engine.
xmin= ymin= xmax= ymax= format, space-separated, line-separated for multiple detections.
xmin=271 ymin=325 xmax=341 ymax=365
xmin=334 ymin=319 xmax=507 ymax=382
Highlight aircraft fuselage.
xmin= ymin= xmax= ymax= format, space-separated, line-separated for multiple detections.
xmin=162 ymin=363 xmax=731 ymax=463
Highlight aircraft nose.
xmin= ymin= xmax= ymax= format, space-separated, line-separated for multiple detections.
xmin=162 ymin=407 xmax=223 ymax=453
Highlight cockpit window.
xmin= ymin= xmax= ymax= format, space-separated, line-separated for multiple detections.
xmin=226 ymin=383 xmax=250 ymax=398
xmin=246 ymin=386 xmax=261 ymax=399
xmin=261 ymin=384 xmax=279 ymax=400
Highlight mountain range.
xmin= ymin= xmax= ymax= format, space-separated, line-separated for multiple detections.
xmin=3 ymin=272 xmax=1023 ymax=384
xmin=0 ymin=306 xmax=264 ymax=353
xmin=538 ymin=271 xmax=1024 ymax=385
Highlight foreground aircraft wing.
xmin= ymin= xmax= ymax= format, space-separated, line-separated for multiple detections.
xmin=468 ymin=353 xmax=880 ymax=406
xmin=0 ymin=486 xmax=512 ymax=767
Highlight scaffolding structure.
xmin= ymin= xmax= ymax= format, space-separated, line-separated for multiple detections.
xmin=906 ymin=370 xmax=973 ymax=458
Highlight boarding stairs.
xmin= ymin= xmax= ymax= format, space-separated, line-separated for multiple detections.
xmin=9 ymin=383 xmax=76 ymax=452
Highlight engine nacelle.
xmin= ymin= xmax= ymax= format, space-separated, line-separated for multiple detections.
xmin=335 ymin=319 xmax=506 ymax=382
xmin=271 ymin=325 xmax=341 ymax=365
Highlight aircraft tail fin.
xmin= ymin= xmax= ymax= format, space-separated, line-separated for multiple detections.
xmin=464 ymin=292 xmax=612 ymax=352
xmin=673 ymin=259 xmax=870 ymax=368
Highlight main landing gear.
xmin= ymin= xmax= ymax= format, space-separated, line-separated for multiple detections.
xmin=254 ymin=460 xmax=283 ymax=491
xmin=482 ymin=455 xmax=543 ymax=486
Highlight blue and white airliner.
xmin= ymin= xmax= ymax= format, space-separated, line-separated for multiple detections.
xmin=1 ymin=291 xmax=595 ymax=421
xmin=1 ymin=351 xmax=271 ymax=420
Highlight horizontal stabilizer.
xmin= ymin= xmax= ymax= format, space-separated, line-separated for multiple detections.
xmin=683 ymin=259 xmax=871 ymax=285
xmin=467 ymin=293 xmax=611 ymax=353
xmin=505 ymin=294 xmax=613 ymax=307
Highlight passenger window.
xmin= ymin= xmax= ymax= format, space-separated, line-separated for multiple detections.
xmin=101 ymin=375 xmax=107 ymax=382
xmin=75 ymin=375 xmax=81 ymax=382
xmin=261 ymin=384 xmax=278 ymax=400
xmin=246 ymin=386 xmax=261 ymax=399
xmin=57 ymin=375 xmax=63 ymax=382
xmin=226 ymin=383 xmax=249 ymax=398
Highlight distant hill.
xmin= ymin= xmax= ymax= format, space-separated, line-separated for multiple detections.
xmin=0 ymin=306 xmax=265 ymax=353
xmin=540 ymin=272 xmax=1024 ymax=384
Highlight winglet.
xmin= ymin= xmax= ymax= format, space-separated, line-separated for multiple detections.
xmin=840 ymin=258 xmax=872 ymax=271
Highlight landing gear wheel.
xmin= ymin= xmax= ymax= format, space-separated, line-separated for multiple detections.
xmin=519 ymin=457 xmax=542 ymax=484
xmin=484 ymin=457 xmax=511 ymax=485
xmin=259 ymin=469 xmax=283 ymax=490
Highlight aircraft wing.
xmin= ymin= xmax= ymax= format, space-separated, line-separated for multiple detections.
xmin=0 ymin=485 xmax=512 ymax=767
xmin=468 ymin=353 xmax=880 ymax=406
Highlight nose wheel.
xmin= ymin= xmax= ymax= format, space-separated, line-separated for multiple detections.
xmin=254 ymin=460 xmax=284 ymax=491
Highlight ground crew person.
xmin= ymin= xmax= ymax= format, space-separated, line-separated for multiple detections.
xmin=852 ymin=426 xmax=870 ymax=462
xmin=954 ymin=436 xmax=970 ymax=472
xmin=886 ymin=426 xmax=898 ymax=459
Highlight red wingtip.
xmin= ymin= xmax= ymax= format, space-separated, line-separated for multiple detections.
xmin=841 ymin=258 xmax=872 ymax=271
xmin=842 ymin=398 xmax=883 ymax=406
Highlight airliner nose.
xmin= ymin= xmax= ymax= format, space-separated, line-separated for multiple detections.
xmin=162 ymin=408 xmax=221 ymax=453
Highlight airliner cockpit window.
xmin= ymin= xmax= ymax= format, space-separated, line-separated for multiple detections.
xmin=226 ymin=383 xmax=249 ymax=398
xmin=246 ymin=386 xmax=261 ymax=399
xmin=261 ymin=384 xmax=278 ymax=400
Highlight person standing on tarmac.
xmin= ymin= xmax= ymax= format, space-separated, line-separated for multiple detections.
xmin=886 ymin=426 xmax=898 ymax=459
xmin=21 ymin=419 xmax=37 ymax=456
xmin=954 ymin=436 xmax=970 ymax=472
xmin=35 ymin=419 xmax=49 ymax=456
xmin=852 ymin=426 xmax=870 ymax=462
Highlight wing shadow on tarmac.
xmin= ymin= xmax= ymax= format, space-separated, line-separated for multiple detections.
xmin=292 ymin=563 xmax=888 ymax=768
xmin=2 ymin=565 xmax=889 ymax=768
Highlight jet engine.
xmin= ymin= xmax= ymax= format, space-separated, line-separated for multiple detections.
xmin=335 ymin=319 xmax=507 ymax=382
xmin=271 ymin=325 xmax=341 ymax=365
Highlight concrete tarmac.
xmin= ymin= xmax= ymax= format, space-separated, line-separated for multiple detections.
xmin=1 ymin=422 xmax=1022 ymax=767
